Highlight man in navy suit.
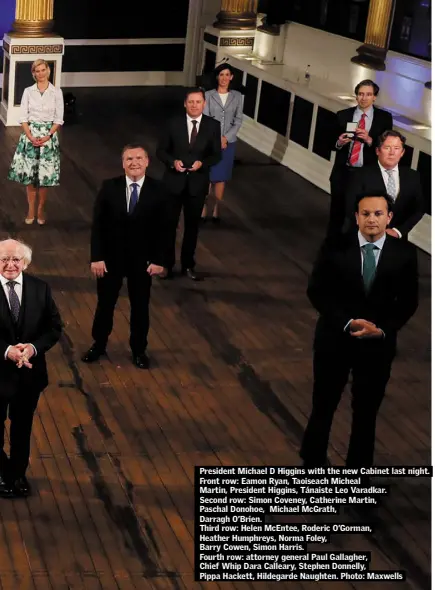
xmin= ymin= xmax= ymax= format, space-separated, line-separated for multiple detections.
xmin=328 ymin=80 xmax=393 ymax=236
xmin=301 ymin=193 xmax=418 ymax=467
xmin=82 ymin=144 xmax=167 ymax=369
xmin=157 ymin=87 xmax=221 ymax=280
xmin=0 ymin=238 xmax=62 ymax=497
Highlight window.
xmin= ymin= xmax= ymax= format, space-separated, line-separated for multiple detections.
xmin=390 ymin=0 xmax=431 ymax=60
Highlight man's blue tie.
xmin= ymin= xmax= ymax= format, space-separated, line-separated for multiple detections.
xmin=128 ymin=183 xmax=139 ymax=214
xmin=7 ymin=281 xmax=20 ymax=322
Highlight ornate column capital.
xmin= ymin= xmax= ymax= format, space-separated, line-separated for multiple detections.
xmin=214 ymin=0 xmax=259 ymax=30
xmin=9 ymin=0 xmax=55 ymax=37
xmin=351 ymin=0 xmax=396 ymax=71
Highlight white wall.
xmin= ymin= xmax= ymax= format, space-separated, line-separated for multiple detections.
xmin=282 ymin=23 xmax=431 ymax=126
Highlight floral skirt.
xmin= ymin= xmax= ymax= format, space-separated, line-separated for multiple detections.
xmin=8 ymin=121 xmax=60 ymax=187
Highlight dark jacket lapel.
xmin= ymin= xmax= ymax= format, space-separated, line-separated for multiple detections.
xmin=371 ymin=107 xmax=384 ymax=136
xmin=191 ymin=116 xmax=209 ymax=152
xmin=181 ymin=117 xmax=191 ymax=151
xmin=346 ymin=233 xmax=366 ymax=294
xmin=16 ymin=274 xmax=37 ymax=338
xmin=112 ymin=176 xmax=129 ymax=216
xmin=0 ymin=283 xmax=15 ymax=336
xmin=131 ymin=176 xmax=152 ymax=216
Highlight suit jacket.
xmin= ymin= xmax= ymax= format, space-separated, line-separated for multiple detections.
xmin=204 ymin=89 xmax=243 ymax=143
xmin=0 ymin=274 xmax=62 ymax=398
xmin=307 ymin=233 xmax=418 ymax=352
xmin=330 ymin=106 xmax=393 ymax=182
xmin=90 ymin=175 xmax=169 ymax=270
xmin=346 ymin=165 xmax=425 ymax=237
xmin=156 ymin=114 xmax=221 ymax=197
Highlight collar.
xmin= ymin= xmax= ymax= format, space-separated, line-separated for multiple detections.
xmin=30 ymin=82 xmax=55 ymax=92
xmin=0 ymin=272 xmax=23 ymax=287
xmin=378 ymin=160 xmax=398 ymax=174
xmin=358 ymin=231 xmax=386 ymax=250
xmin=186 ymin=113 xmax=203 ymax=125
xmin=355 ymin=105 xmax=374 ymax=118
xmin=126 ymin=175 xmax=145 ymax=189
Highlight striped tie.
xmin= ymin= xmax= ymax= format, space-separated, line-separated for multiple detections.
xmin=349 ymin=113 xmax=366 ymax=167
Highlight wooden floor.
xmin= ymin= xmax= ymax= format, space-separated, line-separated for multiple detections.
xmin=0 ymin=88 xmax=430 ymax=590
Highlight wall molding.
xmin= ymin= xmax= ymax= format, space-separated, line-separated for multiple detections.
xmin=61 ymin=71 xmax=185 ymax=87
xmin=64 ymin=38 xmax=186 ymax=46
xmin=9 ymin=44 xmax=63 ymax=54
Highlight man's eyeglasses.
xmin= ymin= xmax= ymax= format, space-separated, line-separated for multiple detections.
xmin=0 ymin=257 xmax=24 ymax=264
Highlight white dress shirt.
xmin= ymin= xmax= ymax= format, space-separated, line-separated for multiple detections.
xmin=19 ymin=82 xmax=64 ymax=125
xmin=186 ymin=113 xmax=203 ymax=142
xmin=125 ymin=175 xmax=145 ymax=211
xmin=0 ymin=273 xmax=37 ymax=359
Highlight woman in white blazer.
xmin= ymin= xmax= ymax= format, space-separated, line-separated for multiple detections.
xmin=203 ymin=63 xmax=243 ymax=223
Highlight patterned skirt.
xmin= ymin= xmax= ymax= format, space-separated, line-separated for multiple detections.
xmin=8 ymin=121 xmax=60 ymax=187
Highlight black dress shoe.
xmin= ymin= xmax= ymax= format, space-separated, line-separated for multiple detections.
xmin=0 ymin=473 xmax=14 ymax=498
xmin=212 ymin=216 xmax=221 ymax=225
xmin=11 ymin=476 xmax=31 ymax=497
xmin=81 ymin=344 xmax=106 ymax=363
xmin=132 ymin=353 xmax=150 ymax=369
xmin=181 ymin=268 xmax=200 ymax=281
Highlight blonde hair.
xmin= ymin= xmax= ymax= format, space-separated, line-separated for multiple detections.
xmin=31 ymin=59 xmax=50 ymax=81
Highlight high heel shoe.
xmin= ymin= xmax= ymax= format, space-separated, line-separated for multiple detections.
xmin=24 ymin=217 xmax=34 ymax=224
xmin=37 ymin=218 xmax=46 ymax=225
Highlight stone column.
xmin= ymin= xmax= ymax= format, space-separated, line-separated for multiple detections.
xmin=10 ymin=0 xmax=54 ymax=37
xmin=351 ymin=0 xmax=396 ymax=71
xmin=214 ymin=0 xmax=259 ymax=30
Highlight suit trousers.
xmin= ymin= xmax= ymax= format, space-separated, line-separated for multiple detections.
xmin=166 ymin=186 xmax=206 ymax=270
xmin=0 ymin=389 xmax=40 ymax=478
xmin=328 ymin=167 xmax=356 ymax=236
xmin=92 ymin=266 xmax=151 ymax=354
xmin=300 ymin=338 xmax=395 ymax=467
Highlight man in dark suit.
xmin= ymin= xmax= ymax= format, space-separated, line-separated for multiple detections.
xmin=346 ymin=130 xmax=425 ymax=238
xmin=301 ymin=193 xmax=418 ymax=467
xmin=157 ymin=87 xmax=221 ymax=280
xmin=328 ymin=79 xmax=393 ymax=236
xmin=0 ymin=238 xmax=62 ymax=497
xmin=82 ymin=144 xmax=167 ymax=369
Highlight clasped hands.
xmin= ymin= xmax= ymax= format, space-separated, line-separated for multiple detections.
xmin=90 ymin=261 xmax=166 ymax=279
xmin=7 ymin=343 xmax=34 ymax=369
xmin=174 ymin=160 xmax=202 ymax=172
xmin=349 ymin=319 xmax=383 ymax=339
xmin=28 ymin=135 xmax=51 ymax=147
